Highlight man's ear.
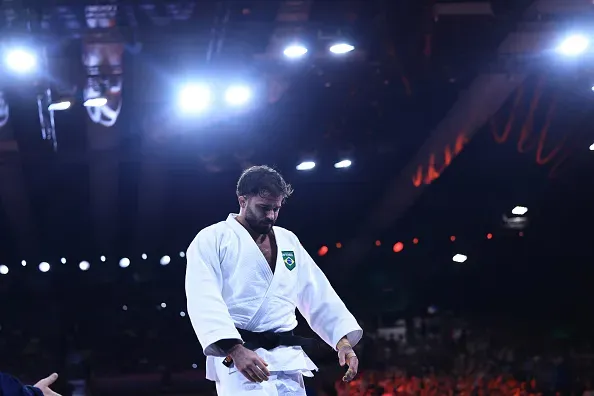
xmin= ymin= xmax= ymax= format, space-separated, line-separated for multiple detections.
xmin=238 ymin=195 xmax=247 ymax=208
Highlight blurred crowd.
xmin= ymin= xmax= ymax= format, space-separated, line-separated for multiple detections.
xmin=1 ymin=294 xmax=594 ymax=395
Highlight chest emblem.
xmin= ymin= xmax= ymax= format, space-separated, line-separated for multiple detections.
xmin=282 ymin=251 xmax=296 ymax=271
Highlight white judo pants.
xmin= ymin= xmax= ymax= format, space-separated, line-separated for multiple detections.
xmin=215 ymin=370 xmax=307 ymax=396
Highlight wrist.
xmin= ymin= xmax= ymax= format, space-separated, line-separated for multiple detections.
xmin=336 ymin=337 xmax=351 ymax=350
xmin=228 ymin=343 xmax=245 ymax=357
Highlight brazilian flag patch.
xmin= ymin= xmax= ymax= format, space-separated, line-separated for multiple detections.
xmin=282 ymin=251 xmax=296 ymax=271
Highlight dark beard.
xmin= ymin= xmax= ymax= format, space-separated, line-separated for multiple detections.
xmin=245 ymin=209 xmax=273 ymax=235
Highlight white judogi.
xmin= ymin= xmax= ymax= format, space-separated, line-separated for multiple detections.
xmin=186 ymin=214 xmax=363 ymax=396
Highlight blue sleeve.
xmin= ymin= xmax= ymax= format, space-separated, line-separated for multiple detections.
xmin=0 ymin=372 xmax=43 ymax=396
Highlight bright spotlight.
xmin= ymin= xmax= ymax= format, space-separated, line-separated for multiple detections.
xmin=160 ymin=255 xmax=171 ymax=266
xmin=161 ymin=302 xmax=167 ymax=308
xmin=119 ymin=258 xmax=130 ymax=268
xmin=179 ymin=251 xmax=186 ymax=258
xmin=452 ymin=254 xmax=467 ymax=263
xmin=180 ymin=311 xmax=186 ymax=317
xmin=60 ymin=258 xmax=66 ymax=264
xmin=557 ymin=34 xmax=589 ymax=56
xmin=283 ymin=45 xmax=308 ymax=59
xmin=39 ymin=262 xmax=50 ymax=273
xmin=79 ymin=261 xmax=90 ymax=271
xmin=0 ymin=265 xmax=8 ymax=275
xmin=512 ymin=206 xmax=528 ymax=216
xmin=5 ymin=49 xmax=37 ymax=74
xmin=21 ymin=260 xmax=26 ymax=266
xmin=225 ymin=86 xmax=252 ymax=106
xmin=141 ymin=253 xmax=147 ymax=260
xmin=83 ymin=98 xmax=107 ymax=107
xmin=589 ymin=143 xmax=594 ymax=151
xmin=329 ymin=43 xmax=355 ymax=54
xmin=334 ymin=159 xmax=352 ymax=169
xmin=296 ymin=161 xmax=316 ymax=171
xmin=179 ymin=84 xmax=211 ymax=113
xmin=100 ymin=256 xmax=106 ymax=262
xmin=48 ymin=101 xmax=71 ymax=112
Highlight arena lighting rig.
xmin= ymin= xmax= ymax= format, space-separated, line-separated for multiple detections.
xmin=0 ymin=206 xmax=528 ymax=276
xmin=0 ymin=2 xmax=358 ymax=152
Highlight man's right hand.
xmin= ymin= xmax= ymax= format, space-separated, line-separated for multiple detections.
xmin=228 ymin=344 xmax=270 ymax=383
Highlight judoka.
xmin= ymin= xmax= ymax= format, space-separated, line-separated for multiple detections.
xmin=186 ymin=165 xmax=362 ymax=396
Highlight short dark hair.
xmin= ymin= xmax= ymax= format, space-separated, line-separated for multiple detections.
xmin=236 ymin=165 xmax=293 ymax=200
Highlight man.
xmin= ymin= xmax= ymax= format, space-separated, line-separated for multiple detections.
xmin=186 ymin=165 xmax=362 ymax=396
xmin=0 ymin=372 xmax=61 ymax=396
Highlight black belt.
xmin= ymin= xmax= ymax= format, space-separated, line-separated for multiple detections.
xmin=222 ymin=328 xmax=320 ymax=367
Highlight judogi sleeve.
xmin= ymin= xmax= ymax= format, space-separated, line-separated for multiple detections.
xmin=186 ymin=228 xmax=243 ymax=357
xmin=295 ymin=242 xmax=363 ymax=350
xmin=0 ymin=372 xmax=42 ymax=396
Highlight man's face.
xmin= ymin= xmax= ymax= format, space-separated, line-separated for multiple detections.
xmin=241 ymin=193 xmax=282 ymax=235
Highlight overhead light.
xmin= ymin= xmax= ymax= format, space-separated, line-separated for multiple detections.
xmin=160 ymin=256 xmax=171 ymax=266
xmin=39 ymin=262 xmax=51 ymax=273
xmin=334 ymin=159 xmax=352 ymax=169
xmin=283 ymin=45 xmax=308 ymax=59
xmin=0 ymin=265 xmax=8 ymax=275
xmin=512 ymin=206 xmax=528 ymax=216
xmin=79 ymin=261 xmax=90 ymax=271
xmin=557 ymin=34 xmax=589 ymax=56
xmin=48 ymin=101 xmax=72 ymax=112
xmin=179 ymin=251 xmax=186 ymax=258
xmin=452 ymin=254 xmax=467 ymax=263
xmin=589 ymin=143 xmax=594 ymax=151
xmin=179 ymin=84 xmax=211 ymax=113
xmin=83 ymin=97 xmax=107 ymax=107
xmin=100 ymin=256 xmax=106 ymax=262
xmin=141 ymin=253 xmax=147 ymax=260
xmin=119 ymin=258 xmax=130 ymax=268
xmin=4 ymin=48 xmax=37 ymax=74
xmin=60 ymin=258 xmax=66 ymax=264
xmin=21 ymin=260 xmax=27 ymax=266
xmin=329 ymin=43 xmax=355 ymax=54
xmin=296 ymin=161 xmax=316 ymax=171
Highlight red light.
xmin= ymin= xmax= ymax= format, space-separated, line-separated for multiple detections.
xmin=393 ymin=242 xmax=404 ymax=253
xmin=318 ymin=246 xmax=329 ymax=256
xmin=486 ymin=233 xmax=493 ymax=240
xmin=375 ymin=240 xmax=381 ymax=247
xmin=336 ymin=242 xmax=342 ymax=249
xmin=450 ymin=235 xmax=456 ymax=242
xmin=412 ymin=238 xmax=419 ymax=244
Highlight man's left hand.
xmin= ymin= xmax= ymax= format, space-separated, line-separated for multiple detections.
xmin=338 ymin=344 xmax=359 ymax=382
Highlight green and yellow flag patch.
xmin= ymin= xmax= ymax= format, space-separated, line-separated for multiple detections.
xmin=282 ymin=251 xmax=296 ymax=271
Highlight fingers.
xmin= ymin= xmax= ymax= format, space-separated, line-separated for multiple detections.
xmin=34 ymin=373 xmax=59 ymax=388
xmin=342 ymin=356 xmax=359 ymax=382
xmin=338 ymin=350 xmax=346 ymax=367
xmin=256 ymin=359 xmax=271 ymax=377
xmin=243 ymin=366 xmax=268 ymax=383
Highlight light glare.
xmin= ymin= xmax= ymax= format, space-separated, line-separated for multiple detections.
xmin=179 ymin=84 xmax=211 ymax=113
xmin=79 ymin=261 xmax=90 ymax=271
xmin=283 ymin=45 xmax=308 ymax=58
xmin=452 ymin=254 xmax=467 ymax=263
xmin=334 ymin=159 xmax=352 ymax=169
xmin=160 ymin=255 xmax=171 ymax=266
xmin=48 ymin=101 xmax=71 ymax=111
xmin=39 ymin=262 xmax=50 ymax=273
xmin=557 ymin=34 xmax=589 ymax=56
xmin=83 ymin=98 xmax=107 ymax=107
xmin=330 ymin=43 xmax=355 ymax=54
xmin=512 ymin=206 xmax=528 ymax=216
xmin=225 ymin=86 xmax=252 ymax=106
xmin=119 ymin=258 xmax=130 ymax=268
xmin=296 ymin=161 xmax=316 ymax=171
xmin=5 ymin=49 xmax=37 ymax=74
xmin=0 ymin=265 xmax=8 ymax=275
